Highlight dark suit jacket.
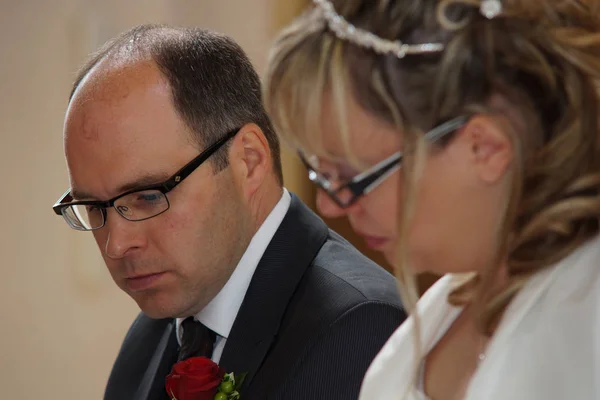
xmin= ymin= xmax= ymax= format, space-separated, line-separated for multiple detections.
xmin=104 ymin=194 xmax=405 ymax=400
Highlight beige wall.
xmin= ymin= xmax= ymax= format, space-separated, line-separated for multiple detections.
xmin=0 ymin=1 xmax=309 ymax=398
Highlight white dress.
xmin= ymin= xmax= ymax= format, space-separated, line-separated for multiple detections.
xmin=359 ymin=235 xmax=600 ymax=400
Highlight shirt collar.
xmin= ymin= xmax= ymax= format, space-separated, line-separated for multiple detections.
xmin=176 ymin=189 xmax=291 ymax=342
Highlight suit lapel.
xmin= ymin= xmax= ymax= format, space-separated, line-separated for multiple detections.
xmin=218 ymin=194 xmax=329 ymax=390
xmin=134 ymin=321 xmax=179 ymax=400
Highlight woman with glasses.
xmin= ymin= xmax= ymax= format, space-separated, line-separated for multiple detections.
xmin=263 ymin=0 xmax=600 ymax=399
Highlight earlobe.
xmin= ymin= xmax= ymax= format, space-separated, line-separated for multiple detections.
xmin=465 ymin=116 xmax=513 ymax=184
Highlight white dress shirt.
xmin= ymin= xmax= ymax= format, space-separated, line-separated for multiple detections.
xmin=359 ymin=233 xmax=600 ymax=400
xmin=175 ymin=189 xmax=291 ymax=364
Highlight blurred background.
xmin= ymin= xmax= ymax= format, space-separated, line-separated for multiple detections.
xmin=0 ymin=1 xmax=431 ymax=398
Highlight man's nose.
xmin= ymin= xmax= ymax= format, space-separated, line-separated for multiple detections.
xmin=102 ymin=209 xmax=147 ymax=259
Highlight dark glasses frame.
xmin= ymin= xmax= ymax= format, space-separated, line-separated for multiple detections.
xmin=300 ymin=116 xmax=469 ymax=209
xmin=53 ymin=127 xmax=240 ymax=230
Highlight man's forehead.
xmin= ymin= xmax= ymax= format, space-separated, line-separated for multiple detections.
xmin=65 ymin=131 xmax=195 ymax=200
xmin=70 ymin=171 xmax=171 ymax=200
xmin=64 ymin=62 xmax=178 ymax=143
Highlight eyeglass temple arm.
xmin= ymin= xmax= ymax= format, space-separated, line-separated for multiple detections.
xmin=345 ymin=115 xmax=469 ymax=194
xmin=162 ymin=128 xmax=240 ymax=191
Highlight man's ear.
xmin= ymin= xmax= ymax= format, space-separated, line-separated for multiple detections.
xmin=228 ymin=123 xmax=271 ymax=196
xmin=459 ymin=115 xmax=514 ymax=184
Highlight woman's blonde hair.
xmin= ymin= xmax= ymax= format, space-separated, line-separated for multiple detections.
xmin=264 ymin=0 xmax=600 ymax=338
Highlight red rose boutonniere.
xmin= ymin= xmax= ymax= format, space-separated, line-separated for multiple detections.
xmin=166 ymin=357 xmax=247 ymax=400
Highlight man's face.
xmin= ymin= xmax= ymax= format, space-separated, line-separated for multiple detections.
xmin=64 ymin=61 xmax=251 ymax=318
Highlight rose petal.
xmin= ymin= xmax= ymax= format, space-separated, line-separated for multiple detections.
xmin=165 ymin=357 xmax=226 ymax=400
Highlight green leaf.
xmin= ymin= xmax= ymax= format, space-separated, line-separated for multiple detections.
xmin=233 ymin=372 xmax=247 ymax=391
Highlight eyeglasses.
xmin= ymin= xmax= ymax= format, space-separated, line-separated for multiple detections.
xmin=53 ymin=128 xmax=240 ymax=231
xmin=300 ymin=116 xmax=469 ymax=209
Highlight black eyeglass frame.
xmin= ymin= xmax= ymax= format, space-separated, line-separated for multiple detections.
xmin=300 ymin=116 xmax=469 ymax=209
xmin=52 ymin=127 xmax=240 ymax=230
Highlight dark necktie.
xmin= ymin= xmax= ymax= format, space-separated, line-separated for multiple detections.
xmin=178 ymin=317 xmax=217 ymax=361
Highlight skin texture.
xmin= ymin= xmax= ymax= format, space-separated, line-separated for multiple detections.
xmin=64 ymin=58 xmax=282 ymax=319
xmin=312 ymin=94 xmax=513 ymax=276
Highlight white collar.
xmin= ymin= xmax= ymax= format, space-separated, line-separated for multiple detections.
xmin=176 ymin=189 xmax=291 ymax=341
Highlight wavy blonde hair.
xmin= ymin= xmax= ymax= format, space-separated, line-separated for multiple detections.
xmin=265 ymin=0 xmax=600 ymax=342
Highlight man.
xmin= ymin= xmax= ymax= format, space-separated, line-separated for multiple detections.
xmin=52 ymin=24 xmax=404 ymax=400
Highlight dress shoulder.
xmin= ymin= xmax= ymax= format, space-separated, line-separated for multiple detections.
xmin=359 ymin=275 xmax=461 ymax=400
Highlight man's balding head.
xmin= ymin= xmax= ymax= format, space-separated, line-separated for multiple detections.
xmin=70 ymin=24 xmax=282 ymax=182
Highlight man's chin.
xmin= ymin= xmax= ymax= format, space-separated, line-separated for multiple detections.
xmin=131 ymin=291 xmax=181 ymax=319
xmin=139 ymin=307 xmax=173 ymax=319
xmin=133 ymin=294 xmax=205 ymax=320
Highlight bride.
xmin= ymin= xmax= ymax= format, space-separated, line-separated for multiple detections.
xmin=263 ymin=0 xmax=600 ymax=399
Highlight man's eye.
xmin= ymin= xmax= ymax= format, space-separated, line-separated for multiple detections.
xmin=137 ymin=193 xmax=162 ymax=202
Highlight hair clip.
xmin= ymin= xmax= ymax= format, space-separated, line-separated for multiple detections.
xmin=480 ymin=0 xmax=502 ymax=19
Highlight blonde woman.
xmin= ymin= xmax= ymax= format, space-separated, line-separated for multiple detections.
xmin=263 ymin=0 xmax=600 ymax=399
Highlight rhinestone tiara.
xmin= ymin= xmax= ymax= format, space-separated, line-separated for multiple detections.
xmin=313 ymin=0 xmax=444 ymax=59
xmin=313 ymin=0 xmax=503 ymax=58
